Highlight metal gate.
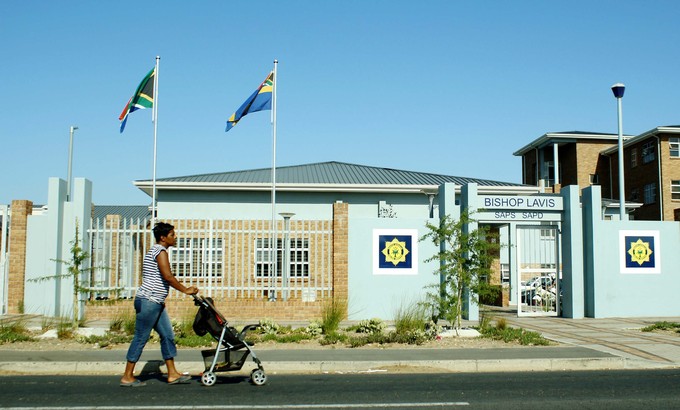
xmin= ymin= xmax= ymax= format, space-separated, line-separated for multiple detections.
xmin=516 ymin=224 xmax=560 ymax=316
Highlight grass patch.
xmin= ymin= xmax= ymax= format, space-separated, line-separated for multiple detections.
xmin=319 ymin=331 xmax=349 ymax=346
xmin=173 ymin=318 xmax=214 ymax=348
xmin=109 ymin=312 xmax=136 ymax=335
xmin=641 ymin=321 xmax=680 ymax=333
xmin=394 ymin=303 xmax=428 ymax=335
xmin=478 ymin=319 xmax=551 ymax=346
xmin=321 ymin=299 xmax=346 ymax=335
xmin=79 ymin=332 xmax=133 ymax=348
xmin=0 ymin=320 xmax=34 ymax=344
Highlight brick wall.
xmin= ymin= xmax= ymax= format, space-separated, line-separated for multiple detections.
xmin=332 ymin=202 xmax=348 ymax=316
xmin=619 ymin=137 xmax=661 ymax=220
xmin=658 ymin=134 xmax=680 ymax=221
xmin=86 ymin=297 xmax=325 ymax=323
xmin=7 ymin=200 xmax=32 ymax=314
xmin=84 ymin=204 xmax=349 ymax=322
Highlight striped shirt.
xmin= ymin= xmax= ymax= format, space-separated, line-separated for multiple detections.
xmin=136 ymin=244 xmax=170 ymax=304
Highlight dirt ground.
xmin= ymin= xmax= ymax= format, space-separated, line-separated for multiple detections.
xmin=0 ymin=330 xmax=530 ymax=351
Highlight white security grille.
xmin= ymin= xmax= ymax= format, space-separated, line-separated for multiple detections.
xmin=87 ymin=218 xmax=333 ymax=302
xmin=516 ymin=224 xmax=560 ymax=317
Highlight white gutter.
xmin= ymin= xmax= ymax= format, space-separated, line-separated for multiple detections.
xmin=656 ymin=136 xmax=663 ymax=220
xmin=133 ymin=181 xmax=541 ymax=197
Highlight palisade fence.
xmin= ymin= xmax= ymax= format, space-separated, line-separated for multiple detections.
xmin=87 ymin=218 xmax=334 ymax=303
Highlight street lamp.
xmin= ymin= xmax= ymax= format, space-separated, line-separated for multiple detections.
xmin=67 ymin=125 xmax=78 ymax=201
xmin=611 ymin=83 xmax=625 ymax=219
xmin=279 ymin=212 xmax=295 ymax=301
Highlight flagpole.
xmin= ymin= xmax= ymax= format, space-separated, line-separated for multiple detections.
xmin=152 ymin=56 xmax=160 ymax=223
xmin=270 ymin=59 xmax=278 ymax=300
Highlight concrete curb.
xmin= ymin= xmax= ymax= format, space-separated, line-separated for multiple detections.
xmin=0 ymin=357 xmax=649 ymax=376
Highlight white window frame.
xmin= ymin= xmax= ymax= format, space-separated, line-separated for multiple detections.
xmin=643 ymin=183 xmax=657 ymax=204
xmin=173 ymin=238 xmax=223 ymax=277
xmin=672 ymin=180 xmax=680 ymax=200
xmin=642 ymin=141 xmax=656 ymax=164
xmin=254 ymin=238 xmax=310 ymax=278
xmin=630 ymin=148 xmax=637 ymax=167
xmin=630 ymin=187 xmax=639 ymax=202
xmin=670 ymin=137 xmax=680 ymax=158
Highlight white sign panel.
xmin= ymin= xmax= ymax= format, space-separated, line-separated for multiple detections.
xmin=480 ymin=196 xmax=563 ymax=211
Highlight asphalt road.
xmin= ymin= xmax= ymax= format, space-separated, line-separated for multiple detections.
xmin=2 ymin=369 xmax=680 ymax=409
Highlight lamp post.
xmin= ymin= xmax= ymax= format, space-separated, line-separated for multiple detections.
xmin=66 ymin=125 xmax=78 ymax=201
xmin=279 ymin=212 xmax=295 ymax=301
xmin=611 ymin=83 xmax=625 ymax=219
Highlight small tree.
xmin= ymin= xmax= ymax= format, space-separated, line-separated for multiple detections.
xmin=29 ymin=223 xmax=113 ymax=330
xmin=420 ymin=211 xmax=500 ymax=332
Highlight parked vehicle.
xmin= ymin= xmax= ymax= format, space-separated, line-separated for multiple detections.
xmin=520 ymin=275 xmax=556 ymax=304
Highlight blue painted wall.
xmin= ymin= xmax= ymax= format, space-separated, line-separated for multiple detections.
xmin=582 ymin=186 xmax=680 ymax=317
xmin=347 ymin=217 xmax=440 ymax=320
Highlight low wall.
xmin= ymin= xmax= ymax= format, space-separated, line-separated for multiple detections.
xmin=86 ymin=297 xmax=326 ymax=323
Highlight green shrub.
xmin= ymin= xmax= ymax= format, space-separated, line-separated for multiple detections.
xmin=304 ymin=320 xmax=323 ymax=337
xmin=0 ymin=320 xmax=34 ymax=344
xmin=80 ymin=332 xmax=133 ymax=348
xmin=109 ymin=311 xmax=136 ymax=336
xmin=319 ymin=331 xmax=348 ymax=346
xmin=394 ymin=302 xmax=428 ymax=335
xmin=479 ymin=323 xmax=550 ymax=346
xmin=258 ymin=318 xmax=280 ymax=335
xmin=641 ymin=321 xmax=680 ymax=332
xmin=173 ymin=318 xmax=214 ymax=347
xmin=391 ymin=329 xmax=430 ymax=345
xmin=356 ymin=318 xmax=386 ymax=335
xmin=56 ymin=317 xmax=75 ymax=339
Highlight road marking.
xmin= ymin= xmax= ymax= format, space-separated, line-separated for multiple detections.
xmin=4 ymin=403 xmax=470 ymax=409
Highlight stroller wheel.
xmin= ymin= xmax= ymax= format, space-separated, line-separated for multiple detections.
xmin=201 ymin=371 xmax=217 ymax=386
xmin=250 ymin=369 xmax=267 ymax=386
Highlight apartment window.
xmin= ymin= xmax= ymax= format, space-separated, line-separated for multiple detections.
xmin=630 ymin=188 xmax=639 ymax=202
xmin=255 ymin=238 xmax=310 ymax=278
xmin=173 ymin=238 xmax=223 ymax=277
xmin=672 ymin=180 xmax=680 ymax=200
xmin=670 ymin=138 xmax=680 ymax=158
xmin=643 ymin=183 xmax=657 ymax=204
xmin=641 ymin=141 xmax=656 ymax=164
xmin=630 ymin=148 xmax=637 ymax=167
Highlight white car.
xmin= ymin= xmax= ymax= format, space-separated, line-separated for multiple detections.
xmin=520 ymin=275 xmax=556 ymax=303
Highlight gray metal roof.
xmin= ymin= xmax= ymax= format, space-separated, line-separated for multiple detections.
xmin=600 ymin=126 xmax=680 ymax=155
xmin=141 ymin=161 xmax=524 ymax=187
xmin=93 ymin=205 xmax=150 ymax=221
xmin=513 ymin=131 xmax=627 ymax=156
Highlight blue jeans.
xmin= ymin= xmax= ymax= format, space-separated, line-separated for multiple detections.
xmin=125 ymin=297 xmax=177 ymax=363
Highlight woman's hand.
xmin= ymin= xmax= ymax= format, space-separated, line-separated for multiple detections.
xmin=184 ymin=286 xmax=199 ymax=295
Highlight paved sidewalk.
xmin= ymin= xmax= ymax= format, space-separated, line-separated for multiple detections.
xmin=1 ymin=312 xmax=679 ymax=376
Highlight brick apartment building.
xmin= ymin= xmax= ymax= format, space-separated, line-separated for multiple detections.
xmin=513 ymin=126 xmax=680 ymax=221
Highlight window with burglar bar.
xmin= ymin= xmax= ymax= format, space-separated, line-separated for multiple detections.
xmin=643 ymin=183 xmax=657 ymax=204
xmin=642 ymin=141 xmax=656 ymax=164
xmin=254 ymin=238 xmax=310 ymax=278
xmin=670 ymin=137 xmax=680 ymax=158
xmin=172 ymin=238 xmax=223 ymax=277
xmin=672 ymin=180 xmax=680 ymax=200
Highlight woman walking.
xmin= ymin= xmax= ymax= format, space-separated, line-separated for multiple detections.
xmin=120 ymin=222 xmax=199 ymax=387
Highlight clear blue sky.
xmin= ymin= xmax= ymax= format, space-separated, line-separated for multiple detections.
xmin=2 ymin=1 xmax=679 ymax=206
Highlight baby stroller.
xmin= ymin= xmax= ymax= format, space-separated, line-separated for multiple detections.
xmin=192 ymin=295 xmax=267 ymax=386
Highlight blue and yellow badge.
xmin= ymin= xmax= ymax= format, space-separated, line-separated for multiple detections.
xmin=624 ymin=236 xmax=655 ymax=269
xmin=378 ymin=235 xmax=412 ymax=269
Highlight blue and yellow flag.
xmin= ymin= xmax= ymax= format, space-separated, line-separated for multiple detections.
xmin=225 ymin=71 xmax=274 ymax=132
xmin=119 ymin=68 xmax=155 ymax=133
